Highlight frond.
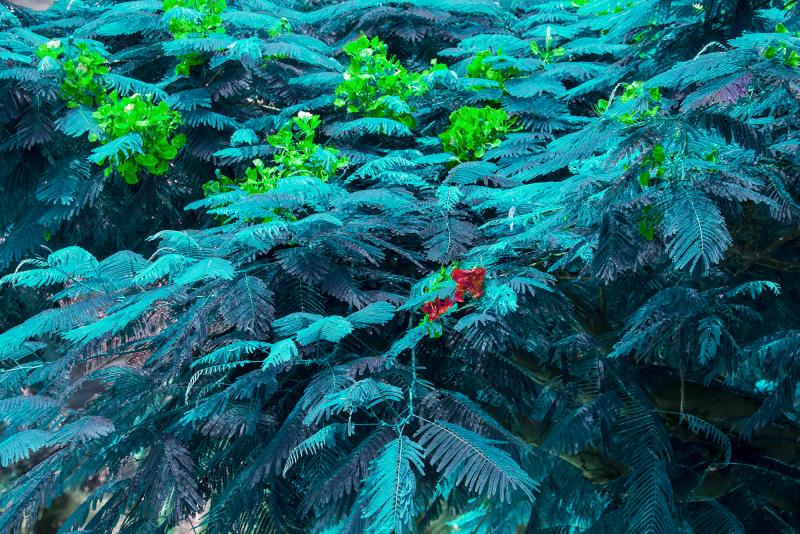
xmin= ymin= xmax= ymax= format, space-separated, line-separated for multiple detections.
xmin=414 ymin=420 xmax=537 ymax=502
xmin=680 ymin=414 xmax=732 ymax=464
xmin=0 ymin=429 xmax=51 ymax=468
xmin=304 ymin=379 xmax=404 ymax=426
xmin=87 ymin=133 xmax=144 ymax=165
xmin=327 ymin=118 xmax=413 ymax=138
xmin=358 ymin=436 xmax=424 ymax=534
xmin=55 ymin=106 xmax=102 ymax=137
xmin=660 ymin=185 xmax=732 ymax=273
xmin=283 ymin=424 xmax=348 ymax=476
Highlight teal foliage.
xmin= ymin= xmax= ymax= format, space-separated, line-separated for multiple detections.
xmin=415 ymin=420 xmax=537 ymax=501
xmin=1 ymin=0 xmax=800 ymax=533
xmin=358 ymin=436 xmax=424 ymax=534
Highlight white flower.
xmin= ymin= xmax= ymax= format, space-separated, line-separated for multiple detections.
xmin=297 ymin=111 xmax=313 ymax=119
xmin=124 ymin=103 xmax=135 ymax=113
xmin=46 ymin=40 xmax=61 ymax=49
xmin=343 ymin=72 xmax=351 ymax=81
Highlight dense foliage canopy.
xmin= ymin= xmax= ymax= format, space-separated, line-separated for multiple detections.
xmin=2 ymin=0 xmax=800 ymax=532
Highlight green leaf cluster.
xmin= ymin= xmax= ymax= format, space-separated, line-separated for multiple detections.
xmin=163 ymin=0 xmax=227 ymax=75
xmin=466 ymin=50 xmax=521 ymax=90
xmin=36 ymin=41 xmax=109 ymax=108
xmin=35 ymin=39 xmax=64 ymax=61
xmin=35 ymin=40 xmax=186 ymax=185
xmin=205 ymin=112 xmax=347 ymax=196
xmin=637 ymin=204 xmax=661 ymax=241
xmin=596 ymin=81 xmax=662 ymax=125
xmin=334 ymin=35 xmax=431 ymax=128
xmin=529 ymin=27 xmax=565 ymax=67
xmin=268 ymin=17 xmax=292 ymax=38
xmin=638 ymin=143 xmax=667 ymax=187
xmin=164 ymin=0 xmax=226 ymax=39
xmin=201 ymin=168 xmax=236 ymax=196
xmin=267 ymin=112 xmax=348 ymax=184
xmin=93 ymin=92 xmax=186 ymax=184
xmin=764 ymin=31 xmax=800 ymax=67
xmin=439 ymin=106 xmax=517 ymax=162
xmin=578 ymin=0 xmax=637 ymax=17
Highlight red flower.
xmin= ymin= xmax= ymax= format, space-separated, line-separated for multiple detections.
xmin=451 ymin=267 xmax=486 ymax=302
xmin=421 ymin=297 xmax=454 ymax=321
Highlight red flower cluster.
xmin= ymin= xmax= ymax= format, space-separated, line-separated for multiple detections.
xmin=421 ymin=298 xmax=454 ymax=321
xmin=421 ymin=267 xmax=486 ymax=322
xmin=451 ymin=267 xmax=486 ymax=302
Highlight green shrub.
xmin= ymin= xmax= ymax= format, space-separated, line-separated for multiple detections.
xmin=334 ymin=35 xmax=430 ymax=127
xmin=439 ymin=106 xmax=517 ymax=161
xmin=466 ymin=49 xmax=521 ymax=90
xmin=267 ymin=112 xmax=348 ymax=183
xmin=163 ymin=0 xmax=227 ymax=75
xmin=163 ymin=0 xmax=226 ymax=38
xmin=92 ymin=92 xmax=186 ymax=184
xmin=36 ymin=41 xmax=109 ymax=108
xmin=529 ymin=26 xmax=565 ymax=66
xmin=268 ymin=16 xmax=292 ymax=37
xmin=595 ymin=81 xmax=661 ymax=125
xmin=204 ymin=112 xmax=348 ymax=196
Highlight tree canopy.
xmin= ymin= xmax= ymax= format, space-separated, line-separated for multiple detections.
xmin=1 ymin=0 xmax=800 ymax=532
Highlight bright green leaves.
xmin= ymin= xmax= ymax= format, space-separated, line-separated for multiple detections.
xmin=36 ymin=41 xmax=109 ymax=108
xmin=175 ymin=54 xmax=207 ymax=76
xmin=205 ymin=112 xmax=348 ymax=197
xmin=201 ymin=169 xmax=236 ymax=196
xmin=92 ymin=92 xmax=185 ymax=184
xmin=334 ymin=35 xmax=434 ymax=128
xmin=35 ymin=39 xmax=63 ymax=60
xmin=61 ymin=44 xmax=109 ymax=108
xmin=638 ymin=143 xmax=666 ymax=187
xmin=596 ymin=81 xmax=661 ymax=125
xmin=163 ymin=0 xmax=226 ymax=39
xmin=764 ymin=23 xmax=800 ymax=67
xmin=267 ymin=112 xmax=348 ymax=183
xmin=440 ymin=106 xmax=517 ymax=162
xmin=529 ymin=26 xmax=565 ymax=67
xmin=163 ymin=0 xmax=227 ymax=74
xmin=636 ymin=143 xmax=669 ymax=240
xmin=238 ymin=159 xmax=279 ymax=195
xmin=585 ymin=0 xmax=637 ymax=17
xmin=35 ymin=40 xmax=185 ymax=185
xmin=764 ymin=42 xmax=800 ymax=67
xmin=637 ymin=205 xmax=661 ymax=241
xmin=619 ymin=81 xmax=661 ymax=104
xmin=466 ymin=49 xmax=521 ymax=90
xmin=621 ymin=143 xmax=668 ymax=240
xmin=268 ymin=16 xmax=291 ymax=38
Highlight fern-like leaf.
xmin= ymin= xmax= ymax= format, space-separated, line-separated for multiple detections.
xmin=661 ymin=186 xmax=732 ymax=273
xmin=415 ymin=420 xmax=537 ymax=502
xmin=358 ymin=436 xmax=424 ymax=534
